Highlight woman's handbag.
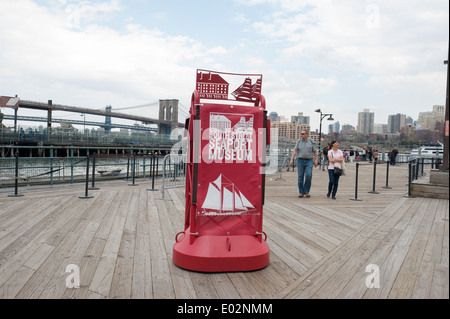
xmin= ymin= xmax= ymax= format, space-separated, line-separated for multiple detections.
xmin=334 ymin=167 xmax=342 ymax=176
xmin=331 ymin=151 xmax=343 ymax=176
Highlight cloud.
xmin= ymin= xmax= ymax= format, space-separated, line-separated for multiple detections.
xmin=232 ymin=0 xmax=448 ymax=123
xmin=1 ymin=0 xmax=448 ymax=131
xmin=247 ymin=1 xmax=447 ymax=77
xmin=64 ymin=0 xmax=123 ymax=28
xmin=0 ymin=0 xmax=211 ymax=118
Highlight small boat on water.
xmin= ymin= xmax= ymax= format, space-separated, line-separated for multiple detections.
xmin=98 ymin=169 xmax=122 ymax=176
xmin=409 ymin=142 xmax=444 ymax=158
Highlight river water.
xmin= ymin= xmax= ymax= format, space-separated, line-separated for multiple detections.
xmin=0 ymin=156 xmax=166 ymax=186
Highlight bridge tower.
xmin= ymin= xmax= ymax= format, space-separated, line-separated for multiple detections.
xmin=158 ymin=99 xmax=179 ymax=134
xmin=105 ymin=105 xmax=112 ymax=133
xmin=47 ymin=100 xmax=52 ymax=138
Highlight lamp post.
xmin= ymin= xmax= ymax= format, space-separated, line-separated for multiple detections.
xmin=441 ymin=42 xmax=449 ymax=171
xmin=315 ymin=109 xmax=334 ymax=166
xmin=80 ymin=113 xmax=86 ymax=141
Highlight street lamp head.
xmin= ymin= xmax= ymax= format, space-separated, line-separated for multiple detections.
xmin=327 ymin=115 xmax=334 ymax=121
xmin=315 ymin=109 xmax=321 ymax=113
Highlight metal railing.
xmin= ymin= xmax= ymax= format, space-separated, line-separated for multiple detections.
xmin=0 ymin=145 xmax=167 ymax=188
xmin=160 ymin=154 xmax=187 ymax=199
xmin=404 ymin=157 xmax=442 ymax=198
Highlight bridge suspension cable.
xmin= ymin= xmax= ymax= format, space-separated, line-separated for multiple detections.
xmin=103 ymin=101 xmax=159 ymax=111
xmin=178 ymin=102 xmax=189 ymax=118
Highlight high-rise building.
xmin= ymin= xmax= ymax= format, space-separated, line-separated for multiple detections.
xmin=388 ymin=113 xmax=406 ymax=133
xmin=418 ymin=105 xmax=445 ymax=130
xmin=328 ymin=121 xmax=340 ymax=134
xmin=357 ymin=109 xmax=374 ymax=134
xmin=341 ymin=124 xmax=355 ymax=133
xmin=291 ymin=112 xmax=310 ymax=125
xmin=374 ymin=123 xmax=387 ymax=134
xmin=271 ymin=121 xmax=310 ymax=140
xmin=268 ymin=112 xmax=279 ymax=123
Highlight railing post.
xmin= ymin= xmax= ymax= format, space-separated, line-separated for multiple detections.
xmin=350 ymin=163 xmax=362 ymax=201
xmin=420 ymin=158 xmax=424 ymax=176
xmin=148 ymin=153 xmax=159 ymax=192
xmin=160 ymin=155 xmax=167 ymax=199
xmin=70 ymin=147 xmax=74 ymax=184
xmin=8 ymin=151 xmax=24 ymax=198
xmin=90 ymin=152 xmax=99 ymax=190
xmin=404 ymin=160 xmax=415 ymax=198
xmin=129 ymin=152 xmax=138 ymax=186
xmin=50 ymin=146 xmax=54 ymax=185
xmin=368 ymin=161 xmax=380 ymax=194
xmin=382 ymin=161 xmax=392 ymax=189
xmin=414 ymin=159 xmax=419 ymax=180
xmin=79 ymin=155 xmax=94 ymax=199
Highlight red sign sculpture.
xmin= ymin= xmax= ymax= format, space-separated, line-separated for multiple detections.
xmin=173 ymin=70 xmax=270 ymax=272
xmin=0 ymin=96 xmax=20 ymax=109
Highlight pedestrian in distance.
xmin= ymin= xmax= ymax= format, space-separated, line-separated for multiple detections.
xmin=391 ymin=147 xmax=399 ymax=165
xmin=327 ymin=140 xmax=343 ymax=200
xmin=290 ymin=130 xmax=318 ymax=198
xmin=322 ymin=143 xmax=330 ymax=171
xmin=373 ymin=149 xmax=379 ymax=163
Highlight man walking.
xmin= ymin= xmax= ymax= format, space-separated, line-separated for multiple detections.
xmin=322 ymin=143 xmax=330 ymax=171
xmin=290 ymin=130 xmax=318 ymax=198
xmin=391 ymin=147 xmax=399 ymax=165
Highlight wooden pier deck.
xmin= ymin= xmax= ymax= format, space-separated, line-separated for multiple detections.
xmin=0 ymin=162 xmax=448 ymax=299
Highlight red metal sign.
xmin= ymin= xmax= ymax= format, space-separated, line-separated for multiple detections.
xmin=173 ymin=70 xmax=270 ymax=272
xmin=0 ymin=96 xmax=19 ymax=109
xmin=196 ymin=104 xmax=264 ymax=236
xmin=196 ymin=69 xmax=263 ymax=103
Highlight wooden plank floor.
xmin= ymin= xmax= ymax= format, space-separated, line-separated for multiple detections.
xmin=0 ymin=162 xmax=448 ymax=299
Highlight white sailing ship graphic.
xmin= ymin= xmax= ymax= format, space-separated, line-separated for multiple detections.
xmin=200 ymin=174 xmax=259 ymax=216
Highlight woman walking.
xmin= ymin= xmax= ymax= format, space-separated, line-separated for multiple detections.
xmin=327 ymin=140 xmax=343 ymax=200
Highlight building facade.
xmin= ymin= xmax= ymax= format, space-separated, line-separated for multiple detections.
xmin=271 ymin=121 xmax=311 ymax=141
xmin=418 ymin=105 xmax=445 ymax=130
xmin=328 ymin=121 xmax=340 ymax=134
xmin=400 ymin=124 xmax=415 ymax=137
xmin=357 ymin=109 xmax=374 ymax=134
xmin=388 ymin=113 xmax=406 ymax=133
xmin=291 ymin=112 xmax=310 ymax=125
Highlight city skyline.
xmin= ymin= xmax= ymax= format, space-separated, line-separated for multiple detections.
xmin=269 ymin=104 xmax=445 ymax=133
xmin=2 ymin=103 xmax=444 ymax=136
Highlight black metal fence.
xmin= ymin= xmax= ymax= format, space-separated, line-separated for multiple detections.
xmin=0 ymin=146 xmax=166 ymax=189
xmin=347 ymin=157 xmax=443 ymax=201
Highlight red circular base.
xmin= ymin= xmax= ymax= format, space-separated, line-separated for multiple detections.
xmin=173 ymin=228 xmax=270 ymax=272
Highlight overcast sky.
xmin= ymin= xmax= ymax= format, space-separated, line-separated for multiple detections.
xmin=0 ymin=0 xmax=448 ymax=131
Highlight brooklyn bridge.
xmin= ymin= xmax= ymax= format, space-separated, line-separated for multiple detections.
xmin=0 ymin=96 xmax=186 ymax=156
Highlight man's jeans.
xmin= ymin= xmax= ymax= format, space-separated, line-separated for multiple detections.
xmin=297 ymin=158 xmax=314 ymax=195
xmin=321 ymin=156 xmax=327 ymax=170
